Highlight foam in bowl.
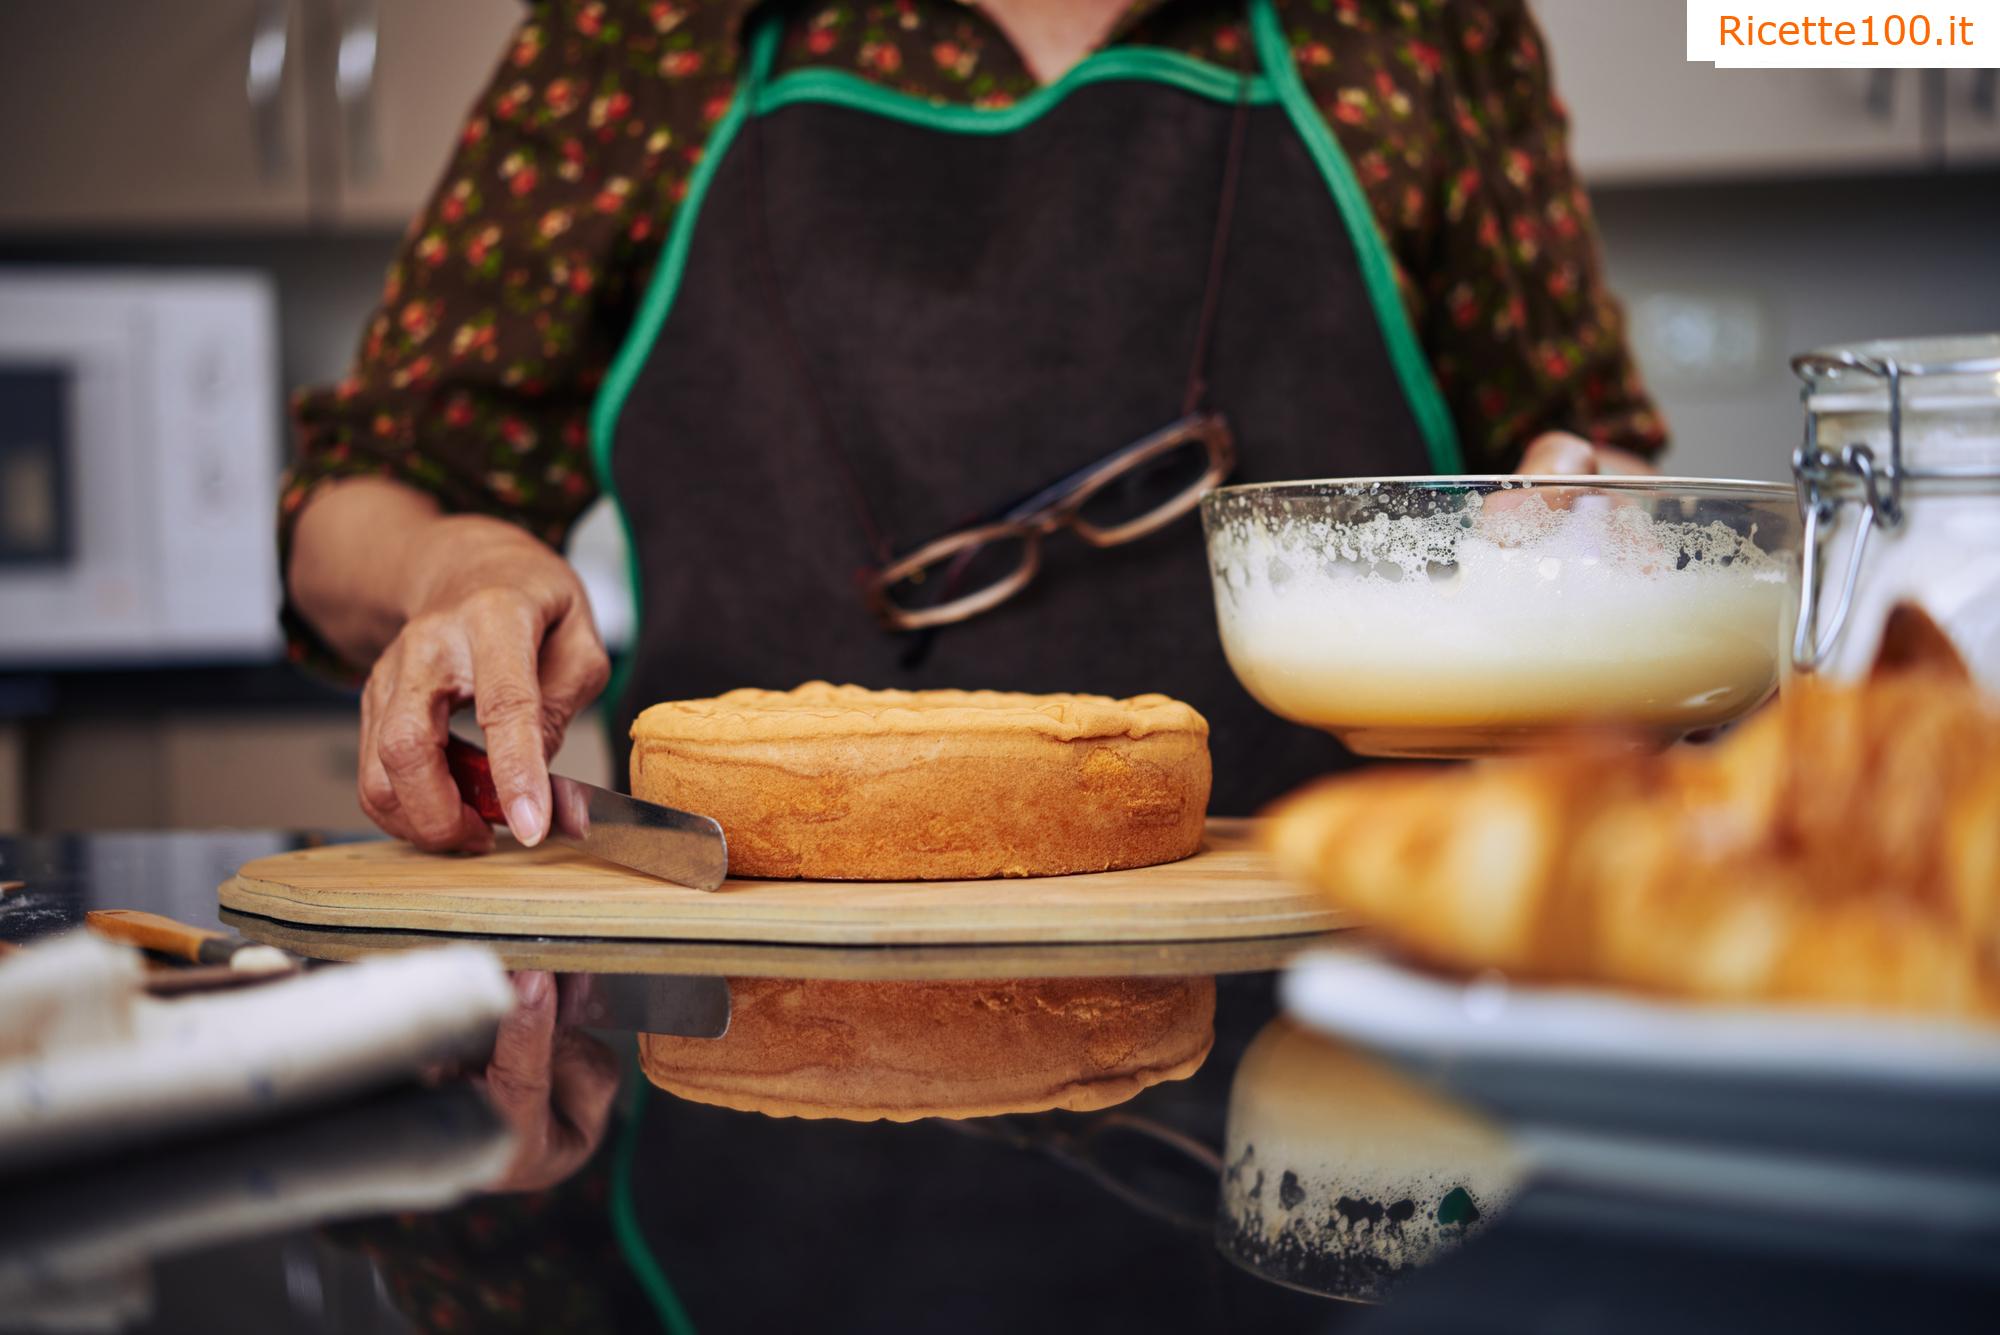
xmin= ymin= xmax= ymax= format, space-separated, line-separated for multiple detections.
xmin=1206 ymin=488 xmax=1795 ymax=755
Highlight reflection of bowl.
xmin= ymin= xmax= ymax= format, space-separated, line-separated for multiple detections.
xmin=1218 ymin=1018 xmax=1521 ymax=1302
xmin=1201 ymin=477 xmax=1801 ymax=758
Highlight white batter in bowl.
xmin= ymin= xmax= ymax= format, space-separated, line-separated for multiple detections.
xmin=1202 ymin=476 xmax=1800 ymax=757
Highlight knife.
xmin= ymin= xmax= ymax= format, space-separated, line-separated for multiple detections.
xmin=559 ymin=972 xmax=732 ymax=1039
xmin=86 ymin=907 xmax=727 ymax=1035
xmin=443 ymin=735 xmax=730 ymax=891
xmin=85 ymin=909 xmax=296 ymax=975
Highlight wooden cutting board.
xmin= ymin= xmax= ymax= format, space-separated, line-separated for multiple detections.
xmin=219 ymin=818 xmax=1344 ymax=947
xmin=220 ymin=912 xmax=1344 ymax=980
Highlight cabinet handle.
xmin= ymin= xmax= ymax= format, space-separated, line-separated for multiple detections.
xmin=337 ymin=0 xmax=382 ymax=183
xmin=1865 ymin=69 xmax=1895 ymax=120
xmin=246 ymin=0 xmax=295 ymax=180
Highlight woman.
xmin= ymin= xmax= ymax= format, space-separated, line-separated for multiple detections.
xmin=289 ymin=3 xmax=1663 ymax=1326
xmin=285 ymin=0 xmax=1660 ymax=856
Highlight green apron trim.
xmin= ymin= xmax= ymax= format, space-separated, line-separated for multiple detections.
xmin=757 ymin=46 xmax=1276 ymax=130
xmin=589 ymin=2 xmax=1464 ymax=714
xmin=1247 ymin=0 xmax=1463 ymax=473
xmin=589 ymin=19 xmax=782 ymax=717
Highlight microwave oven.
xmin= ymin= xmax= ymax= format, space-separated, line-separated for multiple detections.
xmin=0 ymin=271 xmax=283 ymax=666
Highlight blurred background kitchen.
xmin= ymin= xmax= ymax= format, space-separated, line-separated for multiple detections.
xmin=0 ymin=0 xmax=1995 ymax=834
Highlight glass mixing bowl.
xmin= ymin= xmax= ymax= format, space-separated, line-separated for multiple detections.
xmin=1201 ymin=477 xmax=1802 ymax=758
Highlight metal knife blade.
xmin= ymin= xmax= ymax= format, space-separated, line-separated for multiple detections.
xmin=444 ymin=735 xmax=730 ymax=891
xmin=558 ymin=972 xmax=732 ymax=1038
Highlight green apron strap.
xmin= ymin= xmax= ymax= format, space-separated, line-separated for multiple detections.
xmin=743 ymin=13 xmax=781 ymax=108
xmin=590 ymin=17 xmax=782 ymax=717
xmin=1246 ymin=0 xmax=1465 ymax=473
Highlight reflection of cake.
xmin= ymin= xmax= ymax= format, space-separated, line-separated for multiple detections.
xmin=1219 ymin=1019 xmax=1520 ymax=1301
xmin=629 ymin=682 xmax=1211 ymax=880
xmin=640 ymin=976 xmax=1216 ymax=1121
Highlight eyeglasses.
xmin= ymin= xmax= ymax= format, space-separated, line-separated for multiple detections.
xmin=861 ymin=412 xmax=1237 ymax=631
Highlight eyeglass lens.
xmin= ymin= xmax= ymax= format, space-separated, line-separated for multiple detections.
xmin=1074 ymin=434 xmax=1219 ymax=533
xmin=880 ymin=530 xmax=1035 ymax=617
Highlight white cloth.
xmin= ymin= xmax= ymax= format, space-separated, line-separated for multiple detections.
xmin=0 ymin=1084 xmax=513 ymax=1322
xmin=0 ymin=933 xmax=142 ymax=1063
xmin=0 ymin=934 xmax=514 ymax=1171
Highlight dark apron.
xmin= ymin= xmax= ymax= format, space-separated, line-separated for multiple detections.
xmin=584 ymin=5 xmax=1461 ymax=1328
xmin=592 ymin=0 xmax=1460 ymax=815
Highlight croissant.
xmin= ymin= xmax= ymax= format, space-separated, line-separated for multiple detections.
xmin=1266 ymin=610 xmax=2000 ymax=1020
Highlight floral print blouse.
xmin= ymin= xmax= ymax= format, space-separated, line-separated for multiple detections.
xmin=283 ymin=0 xmax=1664 ymax=664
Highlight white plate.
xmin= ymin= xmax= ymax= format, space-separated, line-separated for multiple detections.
xmin=1283 ymin=949 xmax=2000 ymax=1086
xmin=1281 ymin=949 xmax=2000 ymax=1270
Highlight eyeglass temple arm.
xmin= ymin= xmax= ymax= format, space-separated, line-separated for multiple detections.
xmin=976 ymin=413 xmax=1232 ymax=533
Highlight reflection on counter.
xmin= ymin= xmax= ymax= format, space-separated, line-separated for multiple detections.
xmin=640 ymin=975 xmax=1217 ymax=1121
xmin=1218 ymin=1018 xmax=1522 ymax=1302
xmin=0 ymin=1082 xmax=507 ymax=1330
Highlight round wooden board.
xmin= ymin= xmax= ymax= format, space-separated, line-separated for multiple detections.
xmin=219 ymin=818 xmax=1344 ymax=948
xmin=218 ymin=911 xmax=1345 ymax=980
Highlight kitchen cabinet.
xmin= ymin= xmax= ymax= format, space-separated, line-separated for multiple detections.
xmin=1533 ymin=0 xmax=1930 ymax=183
xmin=315 ymin=0 xmax=525 ymax=227
xmin=0 ymin=0 xmax=519 ymax=233
xmin=24 ymin=711 xmax=612 ymax=832
xmin=0 ymin=1 xmax=1979 ymax=229
xmin=1941 ymin=69 xmax=2000 ymax=165
xmin=0 ymin=1 xmax=313 ymax=229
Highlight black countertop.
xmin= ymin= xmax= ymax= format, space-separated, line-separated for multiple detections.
xmin=0 ymin=661 xmax=356 ymax=722
xmin=2 ymin=832 xmax=1993 ymax=1335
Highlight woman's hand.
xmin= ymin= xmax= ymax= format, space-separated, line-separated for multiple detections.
xmin=356 ymin=510 xmax=610 ymax=852
xmin=290 ymin=477 xmax=612 ymax=852
xmin=478 ymin=971 xmax=622 ymax=1194
xmin=1517 ymin=431 xmax=1659 ymax=477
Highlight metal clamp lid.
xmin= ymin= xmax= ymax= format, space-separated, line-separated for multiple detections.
xmin=1789 ymin=343 xmax=2000 ymax=671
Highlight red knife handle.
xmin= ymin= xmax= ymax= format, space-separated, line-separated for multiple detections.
xmin=444 ymin=735 xmax=507 ymax=824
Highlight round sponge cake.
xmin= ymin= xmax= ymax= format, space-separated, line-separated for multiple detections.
xmin=639 ymin=976 xmax=1216 ymax=1121
xmin=629 ymin=682 xmax=1211 ymax=880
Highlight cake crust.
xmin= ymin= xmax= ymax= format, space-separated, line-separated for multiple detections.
xmin=633 ymin=682 xmax=1205 ymax=742
xmin=639 ymin=976 xmax=1216 ymax=1121
xmin=631 ymin=682 xmax=1211 ymax=880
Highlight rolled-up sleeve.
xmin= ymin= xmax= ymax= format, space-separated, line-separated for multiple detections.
xmin=1296 ymin=0 xmax=1667 ymax=470
xmin=280 ymin=0 xmax=745 ymax=669
xmin=1418 ymin=1 xmax=1666 ymax=466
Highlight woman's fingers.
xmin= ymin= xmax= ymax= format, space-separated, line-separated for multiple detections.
xmin=356 ymin=644 xmax=481 ymax=847
xmin=377 ymin=623 xmax=487 ymax=851
xmin=1517 ymin=431 xmax=1600 ymax=476
xmin=551 ymin=977 xmax=620 ymax=1140
xmin=479 ymin=971 xmax=619 ymax=1194
xmin=550 ymin=1028 xmax=620 ymax=1146
xmin=1486 ymin=432 xmax=1611 ymax=527
xmin=1590 ymin=442 xmax=1662 ymax=477
xmin=537 ymin=605 xmax=613 ymax=841
xmin=341 ymin=514 xmax=610 ymax=854
xmin=540 ymin=603 xmax=613 ymax=744
xmin=487 ymin=970 xmax=557 ymax=1113
xmin=467 ymin=591 xmax=609 ymax=849
xmin=356 ymin=654 xmax=404 ymax=829
xmin=465 ymin=591 xmax=555 ymax=847
xmin=482 ymin=970 xmax=557 ymax=1189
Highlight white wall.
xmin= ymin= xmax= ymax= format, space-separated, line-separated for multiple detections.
xmin=1591 ymin=172 xmax=2000 ymax=482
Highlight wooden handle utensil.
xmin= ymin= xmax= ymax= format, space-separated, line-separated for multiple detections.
xmin=85 ymin=909 xmax=292 ymax=973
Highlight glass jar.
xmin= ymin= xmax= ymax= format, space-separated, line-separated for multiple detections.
xmin=1791 ymin=333 xmax=2000 ymax=690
